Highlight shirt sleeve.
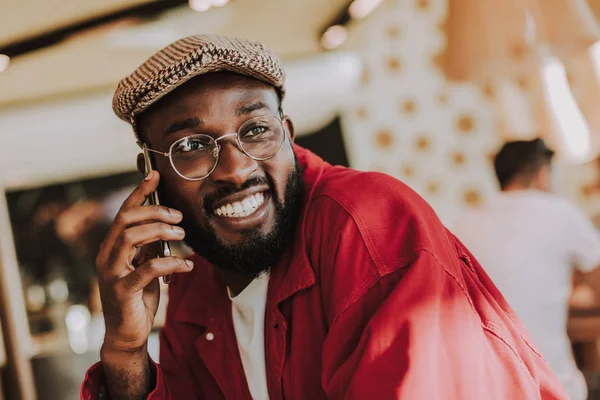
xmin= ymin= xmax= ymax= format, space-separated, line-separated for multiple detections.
xmin=321 ymin=248 xmax=571 ymax=399
xmin=80 ymin=326 xmax=200 ymax=400
xmin=310 ymin=195 xmax=566 ymax=399
xmin=563 ymin=201 xmax=600 ymax=273
xmin=80 ymin=356 xmax=165 ymax=399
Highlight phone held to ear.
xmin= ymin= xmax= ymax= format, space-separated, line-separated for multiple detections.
xmin=140 ymin=142 xmax=172 ymax=284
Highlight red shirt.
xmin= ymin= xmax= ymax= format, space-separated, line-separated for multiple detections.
xmin=81 ymin=146 xmax=568 ymax=399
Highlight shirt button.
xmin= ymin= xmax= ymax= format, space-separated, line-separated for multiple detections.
xmin=206 ymin=332 xmax=215 ymax=341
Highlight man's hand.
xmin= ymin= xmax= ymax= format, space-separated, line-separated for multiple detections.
xmin=96 ymin=171 xmax=193 ymax=399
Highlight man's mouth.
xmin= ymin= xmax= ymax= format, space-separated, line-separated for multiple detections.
xmin=213 ymin=192 xmax=266 ymax=218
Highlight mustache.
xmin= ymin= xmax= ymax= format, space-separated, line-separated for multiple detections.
xmin=203 ymin=176 xmax=272 ymax=210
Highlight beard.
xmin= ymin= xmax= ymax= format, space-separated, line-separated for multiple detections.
xmin=158 ymin=158 xmax=303 ymax=279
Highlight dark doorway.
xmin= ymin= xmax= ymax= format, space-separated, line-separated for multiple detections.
xmin=295 ymin=117 xmax=349 ymax=167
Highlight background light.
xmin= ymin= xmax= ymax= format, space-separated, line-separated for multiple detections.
xmin=65 ymin=305 xmax=92 ymax=354
xmin=189 ymin=0 xmax=211 ymax=12
xmin=0 ymin=54 xmax=10 ymax=72
xmin=47 ymin=278 xmax=69 ymax=303
xmin=211 ymin=0 xmax=229 ymax=7
xmin=542 ymin=57 xmax=591 ymax=162
xmin=321 ymin=25 xmax=348 ymax=50
xmin=348 ymin=0 xmax=384 ymax=19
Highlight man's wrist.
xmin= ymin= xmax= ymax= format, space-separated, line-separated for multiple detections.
xmin=101 ymin=342 xmax=148 ymax=361
xmin=101 ymin=344 xmax=153 ymax=400
xmin=101 ymin=332 xmax=148 ymax=355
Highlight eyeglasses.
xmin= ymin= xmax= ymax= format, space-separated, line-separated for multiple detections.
xmin=138 ymin=114 xmax=287 ymax=181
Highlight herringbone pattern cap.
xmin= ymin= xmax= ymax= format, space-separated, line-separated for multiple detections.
xmin=112 ymin=34 xmax=285 ymax=124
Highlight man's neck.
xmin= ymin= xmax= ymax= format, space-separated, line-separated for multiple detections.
xmin=216 ymin=269 xmax=255 ymax=297
xmin=502 ymin=183 xmax=534 ymax=192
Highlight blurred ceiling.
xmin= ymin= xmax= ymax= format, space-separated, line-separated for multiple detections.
xmin=1 ymin=0 xmax=157 ymax=46
xmin=0 ymin=0 xmax=349 ymax=107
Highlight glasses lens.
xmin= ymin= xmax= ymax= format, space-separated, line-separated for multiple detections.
xmin=170 ymin=135 xmax=218 ymax=180
xmin=238 ymin=116 xmax=285 ymax=160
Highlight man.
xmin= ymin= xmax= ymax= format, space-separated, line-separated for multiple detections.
xmin=81 ymin=35 xmax=567 ymax=399
xmin=453 ymin=138 xmax=600 ymax=400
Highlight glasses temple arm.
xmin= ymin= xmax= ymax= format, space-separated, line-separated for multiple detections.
xmin=145 ymin=147 xmax=169 ymax=157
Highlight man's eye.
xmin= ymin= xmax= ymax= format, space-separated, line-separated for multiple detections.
xmin=175 ymin=139 xmax=207 ymax=153
xmin=245 ymin=126 xmax=268 ymax=137
xmin=241 ymin=125 xmax=274 ymax=141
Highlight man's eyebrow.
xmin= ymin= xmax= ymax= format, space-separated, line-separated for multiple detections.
xmin=236 ymin=101 xmax=268 ymax=117
xmin=164 ymin=117 xmax=202 ymax=137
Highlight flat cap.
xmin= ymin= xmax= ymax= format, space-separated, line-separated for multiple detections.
xmin=112 ymin=34 xmax=285 ymax=124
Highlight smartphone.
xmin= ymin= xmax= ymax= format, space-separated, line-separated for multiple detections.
xmin=140 ymin=143 xmax=172 ymax=284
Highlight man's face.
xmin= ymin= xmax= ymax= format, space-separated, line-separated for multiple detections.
xmin=138 ymin=72 xmax=302 ymax=277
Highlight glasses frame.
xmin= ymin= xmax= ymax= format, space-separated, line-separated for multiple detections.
xmin=137 ymin=114 xmax=288 ymax=181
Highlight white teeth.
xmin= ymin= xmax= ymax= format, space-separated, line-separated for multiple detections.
xmin=214 ymin=192 xmax=266 ymax=218
xmin=242 ymin=199 xmax=253 ymax=212
xmin=233 ymin=202 xmax=243 ymax=214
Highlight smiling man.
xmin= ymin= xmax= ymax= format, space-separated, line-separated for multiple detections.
xmin=81 ymin=35 xmax=568 ymax=399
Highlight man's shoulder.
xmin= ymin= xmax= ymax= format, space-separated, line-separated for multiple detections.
xmin=297 ymin=148 xmax=431 ymax=218
xmin=514 ymin=191 xmax=584 ymax=223
xmin=312 ymin=167 xmax=439 ymax=223
xmin=526 ymin=190 xmax=571 ymax=207
xmin=305 ymin=167 xmax=450 ymax=270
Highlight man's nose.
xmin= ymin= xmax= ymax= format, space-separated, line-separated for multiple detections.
xmin=209 ymin=139 xmax=258 ymax=186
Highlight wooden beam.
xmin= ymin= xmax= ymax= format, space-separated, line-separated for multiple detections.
xmin=0 ymin=0 xmax=187 ymax=59
xmin=0 ymin=187 xmax=36 ymax=399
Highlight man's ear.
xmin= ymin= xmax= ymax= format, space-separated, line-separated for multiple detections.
xmin=284 ymin=117 xmax=296 ymax=142
xmin=137 ymin=153 xmax=146 ymax=177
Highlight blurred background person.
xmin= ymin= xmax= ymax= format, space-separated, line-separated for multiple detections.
xmin=453 ymin=138 xmax=600 ymax=400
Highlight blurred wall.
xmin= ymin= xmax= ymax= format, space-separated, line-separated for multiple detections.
xmin=340 ymin=0 xmax=600 ymax=226
xmin=341 ymin=0 xmax=498 ymax=227
xmin=564 ymin=158 xmax=600 ymax=222
xmin=0 ymin=94 xmax=138 ymax=191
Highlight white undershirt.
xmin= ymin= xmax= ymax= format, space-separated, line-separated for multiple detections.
xmin=227 ymin=273 xmax=270 ymax=400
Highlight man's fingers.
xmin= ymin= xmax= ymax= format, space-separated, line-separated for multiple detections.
xmin=103 ymin=223 xmax=185 ymax=276
xmin=121 ymin=222 xmax=185 ymax=250
xmin=96 ymin=171 xmax=163 ymax=266
xmin=119 ymin=257 xmax=194 ymax=292
xmin=97 ymin=204 xmax=182 ymax=268
xmin=114 ymin=205 xmax=183 ymax=228
xmin=120 ymin=170 xmax=160 ymax=211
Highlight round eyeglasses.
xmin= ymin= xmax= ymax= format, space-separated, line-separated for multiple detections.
xmin=138 ymin=115 xmax=287 ymax=181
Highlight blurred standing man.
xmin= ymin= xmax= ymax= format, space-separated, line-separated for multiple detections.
xmin=454 ymin=138 xmax=600 ymax=400
xmin=81 ymin=36 xmax=568 ymax=399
